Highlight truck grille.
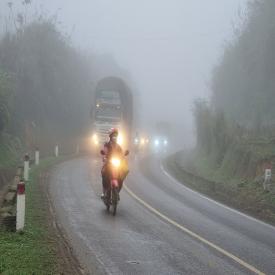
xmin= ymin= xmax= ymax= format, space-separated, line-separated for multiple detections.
xmin=94 ymin=123 xmax=120 ymax=144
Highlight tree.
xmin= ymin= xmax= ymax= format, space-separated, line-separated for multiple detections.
xmin=0 ymin=71 xmax=12 ymax=133
xmin=0 ymin=19 xmax=93 ymax=144
xmin=211 ymin=0 xmax=275 ymax=130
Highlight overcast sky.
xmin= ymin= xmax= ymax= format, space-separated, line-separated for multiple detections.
xmin=1 ymin=0 xmax=248 ymax=146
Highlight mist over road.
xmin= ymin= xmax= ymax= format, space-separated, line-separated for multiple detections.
xmin=49 ymin=156 xmax=275 ymax=275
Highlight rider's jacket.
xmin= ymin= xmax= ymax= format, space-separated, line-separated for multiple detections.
xmin=102 ymin=141 xmax=123 ymax=164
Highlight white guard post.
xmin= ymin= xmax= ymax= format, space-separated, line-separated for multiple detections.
xmin=55 ymin=145 xmax=59 ymax=157
xmin=264 ymin=169 xmax=272 ymax=191
xmin=265 ymin=169 xmax=272 ymax=181
xmin=24 ymin=154 xmax=30 ymax=182
xmin=35 ymin=149 xmax=40 ymax=165
xmin=16 ymin=180 xmax=25 ymax=231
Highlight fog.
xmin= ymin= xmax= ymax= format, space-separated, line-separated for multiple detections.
xmin=0 ymin=0 xmax=248 ymax=148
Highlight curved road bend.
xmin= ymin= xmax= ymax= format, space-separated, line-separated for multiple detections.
xmin=49 ymin=156 xmax=275 ymax=275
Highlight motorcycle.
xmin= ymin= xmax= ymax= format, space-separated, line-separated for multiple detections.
xmin=100 ymin=150 xmax=129 ymax=216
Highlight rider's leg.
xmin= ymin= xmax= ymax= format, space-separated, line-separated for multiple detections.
xmin=116 ymin=179 xmax=123 ymax=201
xmin=118 ymin=179 xmax=123 ymax=193
xmin=102 ymin=176 xmax=107 ymax=193
xmin=101 ymin=166 xmax=109 ymax=198
xmin=118 ymin=170 xmax=128 ymax=193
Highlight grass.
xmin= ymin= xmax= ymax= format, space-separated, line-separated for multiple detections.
xmin=0 ymin=134 xmax=22 ymax=169
xmin=0 ymin=157 xmax=64 ymax=275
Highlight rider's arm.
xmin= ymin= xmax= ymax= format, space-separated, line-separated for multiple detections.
xmin=103 ymin=143 xmax=109 ymax=154
xmin=102 ymin=142 xmax=109 ymax=163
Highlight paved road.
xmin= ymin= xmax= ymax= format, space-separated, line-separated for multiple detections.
xmin=49 ymin=156 xmax=275 ymax=275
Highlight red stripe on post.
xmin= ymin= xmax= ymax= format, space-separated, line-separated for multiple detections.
xmin=17 ymin=182 xmax=25 ymax=195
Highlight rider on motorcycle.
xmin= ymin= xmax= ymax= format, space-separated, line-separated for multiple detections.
xmin=101 ymin=128 xmax=126 ymax=199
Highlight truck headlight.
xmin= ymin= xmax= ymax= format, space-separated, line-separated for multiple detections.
xmin=117 ymin=133 xmax=124 ymax=146
xmin=92 ymin=134 xmax=99 ymax=145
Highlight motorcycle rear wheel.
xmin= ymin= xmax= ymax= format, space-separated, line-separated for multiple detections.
xmin=112 ymin=188 xmax=118 ymax=216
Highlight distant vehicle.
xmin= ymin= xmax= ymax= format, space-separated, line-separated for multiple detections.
xmin=151 ymin=121 xmax=171 ymax=153
xmin=90 ymin=77 xmax=133 ymax=149
xmin=133 ymin=132 xmax=150 ymax=154
xmin=152 ymin=136 xmax=169 ymax=153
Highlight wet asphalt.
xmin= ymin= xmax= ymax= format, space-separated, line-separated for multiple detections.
xmin=49 ymin=155 xmax=275 ymax=275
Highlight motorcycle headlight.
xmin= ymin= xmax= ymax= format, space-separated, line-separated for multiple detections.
xmin=111 ymin=158 xmax=121 ymax=168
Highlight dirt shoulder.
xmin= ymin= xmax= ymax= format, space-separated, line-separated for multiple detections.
xmin=164 ymin=152 xmax=275 ymax=226
xmin=40 ymin=159 xmax=87 ymax=275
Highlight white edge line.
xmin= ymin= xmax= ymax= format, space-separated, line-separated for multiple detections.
xmin=124 ymin=185 xmax=265 ymax=275
xmin=160 ymin=162 xmax=275 ymax=232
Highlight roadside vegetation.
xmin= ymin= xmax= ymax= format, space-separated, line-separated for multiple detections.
xmin=193 ymin=0 xmax=275 ymax=185
xmin=0 ymin=4 xmax=93 ymax=154
xmin=170 ymin=0 xmax=275 ymax=223
xmin=0 ymin=134 xmax=21 ymax=169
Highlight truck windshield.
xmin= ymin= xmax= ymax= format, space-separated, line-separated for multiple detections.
xmin=97 ymin=90 xmax=121 ymax=105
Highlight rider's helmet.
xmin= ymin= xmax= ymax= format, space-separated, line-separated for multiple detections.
xmin=109 ymin=128 xmax=119 ymax=138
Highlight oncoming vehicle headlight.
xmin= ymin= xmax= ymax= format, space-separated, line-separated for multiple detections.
xmin=164 ymin=140 xmax=168 ymax=146
xmin=154 ymin=139 xmax=160 ymax=146
xmin=111 ymin=158 xmax=121 ymax=168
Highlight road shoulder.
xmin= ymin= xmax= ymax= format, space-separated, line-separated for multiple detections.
xmin=41 ymin=159 xmax=87 ymax=275
xmin=164 ymin=153 xmax=275 ymax=226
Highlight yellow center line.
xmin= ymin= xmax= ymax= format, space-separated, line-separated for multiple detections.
xmin=124 ymin=185 xmax=265 ymax=275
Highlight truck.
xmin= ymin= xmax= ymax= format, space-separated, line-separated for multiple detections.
xmin=90 ymin=77 xmax=133 ymax=149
